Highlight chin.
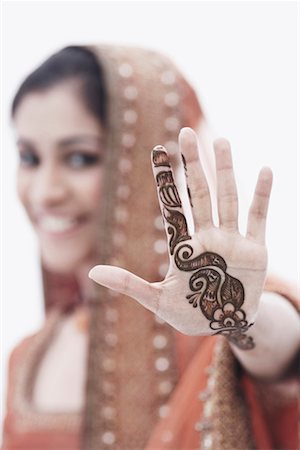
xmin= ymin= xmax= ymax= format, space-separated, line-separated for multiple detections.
xmin=41 ymin=250 xmax=89 ymax=275
xmin=41 ymin=258 xmax=78 ymax=275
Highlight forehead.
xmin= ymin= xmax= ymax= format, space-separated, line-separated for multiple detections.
xmin=13 ymin=82 xmax=103 ymax=143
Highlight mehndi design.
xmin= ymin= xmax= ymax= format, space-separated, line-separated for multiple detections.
xmin=153 ymin=147 xmax=254 ymax=350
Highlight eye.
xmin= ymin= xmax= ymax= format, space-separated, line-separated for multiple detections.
xmin=66 ymin=152 xmax=102 ymax=168
xmin=19 ymin=151 xmax=39 ymax=167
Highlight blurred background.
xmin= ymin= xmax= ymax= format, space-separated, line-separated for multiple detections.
xmin=2 ymin=0 xmax=298 ymax=427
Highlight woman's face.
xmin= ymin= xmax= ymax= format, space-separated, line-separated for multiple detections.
xmin=14 ymin=81 xmax=105 ymax=274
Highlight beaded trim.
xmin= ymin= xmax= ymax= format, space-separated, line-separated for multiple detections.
xmin=82 ymin=46 xmax=187 ymax=450
xmin=197 ymin=337 xmax=256 ymax=450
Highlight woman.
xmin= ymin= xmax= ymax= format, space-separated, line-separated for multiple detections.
xmin=3 ymin=45 xmax=299 ymax=449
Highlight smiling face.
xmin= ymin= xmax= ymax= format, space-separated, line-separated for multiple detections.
xmin=14 ymin=81 xmax=106 ymax=274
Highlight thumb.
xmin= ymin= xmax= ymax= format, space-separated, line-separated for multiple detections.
xmin=88 ymin=265 xmax=159 ymax=314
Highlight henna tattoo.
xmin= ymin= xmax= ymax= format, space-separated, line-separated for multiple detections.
xmin=152 ymin=148 xmax=254 ymax=350
xmin=174 ymin=244 xmax=254 ymax=349
xmin=175 ymin=246 xmax=227 ymax=272
xmin=181 ymin=153 xmax=187 ymax=171
xmin=152 ymin=148 xmax=171 ymax=167
xmin=156 ymin=171 xmax=182 ymax=207
xmin=163 ymin=208 xmax=190 ymax=255
xmin=181 ymin=153 xmax=193 ymax=207
xmin=226 ymin=328 xmax=255 ymax=350
xmin=153 ymin=149 xmax=191 ymax=252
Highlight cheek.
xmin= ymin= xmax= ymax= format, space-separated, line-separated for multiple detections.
xmin=74 ymin=168 xmax=104 ymax=212
xmin=17 ymin=169 xmax=31 ymax=211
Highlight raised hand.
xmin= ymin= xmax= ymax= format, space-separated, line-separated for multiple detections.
xmin=89 ymin=128 xmax=273 ymax=348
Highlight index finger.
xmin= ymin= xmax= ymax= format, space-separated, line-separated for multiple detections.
xmin=152 ymin=146 xmax=191 ymax=257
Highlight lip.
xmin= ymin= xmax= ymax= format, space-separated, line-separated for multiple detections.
xmin=34 ymin=214 xmax=89 ymax=239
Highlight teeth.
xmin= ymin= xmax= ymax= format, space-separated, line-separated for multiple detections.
xmin=39 ymin=216 xmax=78 ymax=233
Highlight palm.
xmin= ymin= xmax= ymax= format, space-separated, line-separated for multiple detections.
xmin=89 ymin=128 xmax=272 ymax=337
xmin=156 ymin=229 xmax=267 ymax=335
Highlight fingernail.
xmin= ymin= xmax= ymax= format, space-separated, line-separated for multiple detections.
xmin=213 ymin=138 xmax=231 ymax=151
xmin=180 ymin=127 xmax=194 ymax=137
xmin=179 ymin=128 xmax=197 ymax=145
xmin=152 ymin=147 xmax=170 ymax=167
xmin=88 ymin=267 xmax=97 ymax=280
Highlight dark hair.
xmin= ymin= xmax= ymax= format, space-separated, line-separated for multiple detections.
xmin=11 ymin=46 xmax=107 ymax=125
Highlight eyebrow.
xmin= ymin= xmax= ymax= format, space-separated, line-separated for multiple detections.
xmin=58 ymin=136 xmax=105 ymax=147
xmin=17 ymin=135 xmax=105 ymax=148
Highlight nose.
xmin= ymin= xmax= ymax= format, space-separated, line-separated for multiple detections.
xmin=31 ymin=162 xmax=69 ymax=207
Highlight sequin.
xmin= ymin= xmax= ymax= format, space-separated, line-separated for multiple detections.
xmin=123 ymin=85 xmax=138 ymax=100
xmin=123 ymin=109 xmax=138 ymax=124
xmin=118 ymin=157 xmax=133 ymax=173
xmin=154 ymin=239 xmax=168 ymax=254
xmin=101 ymin=406 xmax=116 ymax=420
xmin=154 ymin=215 xmax=165 ymax=231
xmin=207 ymin=377 xmax=216 ymax=390
xmin=155 ymin=357 xmax=170 ymax=371
xmin=201 ymin=434 xmax=213 ymax=449
xmin=105 ymin=308 xmax=119 ymax=322
xmin=118 ymin=63 xmax=133 ymax=78
xmin=153 ymin=334 xmax=168 ymax=349
xmin=164 ymin=116 xmax=180 ymax=132
xmin=161 ymin=70 xmax=176 ymax=85
xmin=204 ymin=400 xmax=213 ymax=417
xmin=101 ymin=431 xmax=116 ymax=445
xmin=164 ymin=92 xmax=179 ymax=107
xmin=198 ymin=390 xmax=210 ymax=401
xmin=114 ymin=207 xmax=129 ymax=224
xmin=102 ymin=358 xmax=116 ymax=372
xmin=158 ymin=404 xmax=170 ymax=418
xmin=158 ymin=380 xmax=173 ymax=395
xmin=105 ymin=333 xmax=118 ymax=347
xmin=121 ymin=133 xmax=136 ymax=148
xmin=116 ymin=185 xmax=131 ymax=200
xmin=195 ymin=419 xmax=212 ymax=432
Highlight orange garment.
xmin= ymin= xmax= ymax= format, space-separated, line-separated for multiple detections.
xmin=3 ymin=281 xmax=299 ymax=449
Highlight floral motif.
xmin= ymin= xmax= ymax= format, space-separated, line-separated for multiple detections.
xmin=210 ymin=302 xmax=247 ymax=332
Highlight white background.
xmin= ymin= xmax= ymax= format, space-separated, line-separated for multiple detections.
xmin=1 ymin=0 xmax=299 ymax=429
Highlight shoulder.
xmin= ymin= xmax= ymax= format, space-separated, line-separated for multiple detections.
xmin=7 ymin=309 xmax=64 ymax=375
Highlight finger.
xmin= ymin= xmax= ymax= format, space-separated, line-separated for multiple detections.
xmin=214 ymin=138 xmax=239 ymax=231
xmin=88 ymin=265 xmax=159 ymax=314
xmin=179 ymin=127 xmax=213 ymax=231
xmin=246 ymin=167 xmax=273 ymax=244
xmin=152 ymin=145 xmax=191 ymax=257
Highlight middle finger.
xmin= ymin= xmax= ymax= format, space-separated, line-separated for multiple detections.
xmin=179 ymin=128 xmax=213 ymax=232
